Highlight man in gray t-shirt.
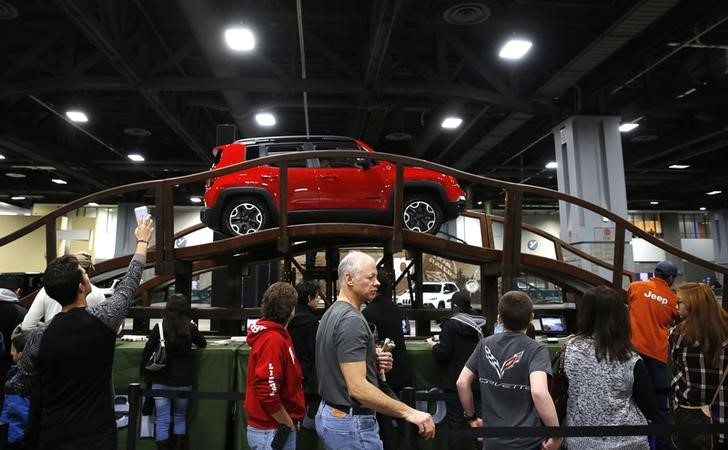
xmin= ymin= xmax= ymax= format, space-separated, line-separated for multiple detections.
xmin=457 ymin=291 xmax=562 ymax=450
xmin=315 ymin=251 xmax=435 ymax=449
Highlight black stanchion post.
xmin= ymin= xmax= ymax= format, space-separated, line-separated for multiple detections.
xmin=0 ymin=421 xmax=8 ymax=450
xmin=127 ymin=383 xmax=141 ymax=450
xmin=400 ymin=387 xmax=417 ymax=450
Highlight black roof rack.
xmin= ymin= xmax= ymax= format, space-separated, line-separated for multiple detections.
xmin=235 ymin=135 xmax=356 ymax=145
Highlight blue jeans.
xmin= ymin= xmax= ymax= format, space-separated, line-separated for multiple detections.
xmin=640 ymin=355 xmax=673 ymax=450
xmin=315 ymin=402 xmax=383 ymax=450
xmin=247 ymin=425 xmax=297 ymax=450
xmin=152 ymin=383 xmax=191 ymax=441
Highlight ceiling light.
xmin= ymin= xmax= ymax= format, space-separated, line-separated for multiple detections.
xmin=650 ymin=201 xmax=659 ymax=205
xmin=545 ymin=161 xmax=558 ymax=169
xmin=0 ymin=154 xmax=5 ymax=160
xmin=190 ymin=196 xmax=202 ymax=203
xmin=619 ymin=123 xmax=639 ymax=132
xmin=255 ymin=113 xmax=276 ymax=127
xmin=706 ymin=190 xmax=722 ymax=196
xmin=11 ymin=196 xmax=25 ymax=200
xmin=87 ymin=202 xmax=99 ymax=207
xmin=65 ymin=111 xmax=89 ymax=123
xmin=5 ymin=173 xmax=26 ymax=178
xmin=668 ymin=164 xmax=690 ymax=169
xmin=225 ymin=27 xmax=255 ymax=51
xmin=477 ymin=201 xmax=483 ymax=206
xmin=127 ymin=153 xmax=145 ymax=162
xmin=441 ymin=117 xmax=463 ymax=129
xmin=51 ymin=178 xmax=67 ymax=185
xmin=700 ymin=207 xmax=707 ymax=211
xmin=499 ymin=39 xmax=532 ymax=60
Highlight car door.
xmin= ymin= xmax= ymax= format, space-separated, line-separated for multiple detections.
xmin=315 ymin=146 xmax=387 ymax=211
xmin=260 ymin=144 xmax=318 ymax=212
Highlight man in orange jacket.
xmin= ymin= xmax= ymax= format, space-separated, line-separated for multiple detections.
xmin=628 ymin=260 xmax=681 ymax=450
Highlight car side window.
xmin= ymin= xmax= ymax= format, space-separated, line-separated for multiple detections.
xmin=444 ymin=283 xmax=457 ymax=294
xmin=262 ymin=144 xmax=307 ymax=168
xmin=315 ymin=143 xmax=377 ymax=169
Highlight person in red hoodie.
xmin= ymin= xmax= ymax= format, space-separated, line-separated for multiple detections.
xmin=245 ymin=282 xmax=305 ymax=450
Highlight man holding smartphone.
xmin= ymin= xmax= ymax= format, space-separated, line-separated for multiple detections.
xmin=315 ymin=251 xmax=435 ymax=449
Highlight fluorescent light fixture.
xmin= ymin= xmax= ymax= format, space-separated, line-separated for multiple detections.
xmin=10 ymin=196 xmax=25 ymax=200
xmin=707 ymin=190 xmax=722 ymax=196
xmin=700 ymin=207 xmax=707 ymax=211
xmin=5 ymin=172 xmax=25 ymax=178
xmin=668 ymin=164 xmax=690 ymax=169
xmin=51 ymin=178 xmax=67 ymax=185
xmin=87 ymin=202 xmax=99 ymax=207
xmin=225 ymin=27 xmax=255 ymax=51
xmin=255 ymin=113 xmax=276 ymax=126
xmin=127 ymin=153 xmax=145 ymax=162
xmin=65 ymin=111 xmax=88 ymax=123
xmin=190 ymin=196 xmax=202 ymax=203
xmin=441 ymin=117 xmax=463 ymax=129
xmin=650 ymin=201 xmax=659 ymax=205
xmin=499 ymin=39 xmax=532 ymax=60
xmin=545 ymin=161 xmax=558 ymax=169
xmin=619 ymin=123 xmax=639 ymax=132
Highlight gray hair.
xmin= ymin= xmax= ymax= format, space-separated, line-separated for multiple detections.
xmin=338 ymin=251 xmax=372 ymax=281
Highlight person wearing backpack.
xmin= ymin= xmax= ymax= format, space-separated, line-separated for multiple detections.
xmin=141 ymin=294 xmax=207 ymax=450
xmin=427 ymin=291 xmax=489 ymax=450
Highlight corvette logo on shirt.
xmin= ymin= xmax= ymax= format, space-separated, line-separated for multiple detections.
xmin=483 ymin=346 xmax=524 ymax=379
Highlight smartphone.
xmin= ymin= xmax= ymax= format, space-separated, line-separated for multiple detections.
xmin=134 ymin=206 xmax=149 ymax=225
xmin=270 ymin=424 xmax=292 ymax=450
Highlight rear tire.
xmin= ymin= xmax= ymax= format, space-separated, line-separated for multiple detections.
xmin=403 ymin=194 xmax=443 ymax=234
xmin=222 ymin=196 xmax=270 ymax=236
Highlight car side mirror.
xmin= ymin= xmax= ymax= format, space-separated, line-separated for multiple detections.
xmin=356 ymin=157 xmax=371 ymax=170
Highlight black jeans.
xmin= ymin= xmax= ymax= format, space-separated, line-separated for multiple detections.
xmin=37 ymin=428 xmax=117 ymax=450
xmin=445 ymin=390 xmax=480 ymax=450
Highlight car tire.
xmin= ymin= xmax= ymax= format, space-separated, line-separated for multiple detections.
xmin=403 ymin=194 xmax=443 ymax=234
xmin=222 ymin=196 xmax=270 ymax=236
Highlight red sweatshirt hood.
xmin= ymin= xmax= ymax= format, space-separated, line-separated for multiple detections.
xmin=246 ymin=319 xmax=288 ymax=348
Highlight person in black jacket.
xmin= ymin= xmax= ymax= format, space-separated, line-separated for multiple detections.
xmin=427 ymin=291 xmax=489 ymax=450
xmin=142 ymin=294 xmax=206 ymax=450
xmin=362 ymin=268 xmax=412 ymax=450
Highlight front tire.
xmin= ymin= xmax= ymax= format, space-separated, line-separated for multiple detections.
xmin=403 ymin=194 xmax=443 ymax=234
xmin=222 ymin=197 xmax=270 ymax=236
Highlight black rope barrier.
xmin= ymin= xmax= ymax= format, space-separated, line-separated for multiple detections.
xmin=121 ymin=384 xmax=728 ymax=450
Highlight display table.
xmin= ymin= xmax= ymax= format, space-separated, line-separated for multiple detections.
xmin=113 ymin=336 xmax=567 ymax=450
xmin=114 ymin=340 xmax=244 ymax=450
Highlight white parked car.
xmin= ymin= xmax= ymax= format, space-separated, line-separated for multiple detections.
xmin=396 ymin=281 xmax=459 ymax=308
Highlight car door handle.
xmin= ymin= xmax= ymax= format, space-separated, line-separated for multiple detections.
xmin=260 ymin=174 xmax=278 ymax=180
xmin=319 ymin=174 xmax=338 ymax=180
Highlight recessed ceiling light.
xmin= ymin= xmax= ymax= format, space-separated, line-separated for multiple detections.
xmin=225 ymin=27 xmax=255 ymax=51
xmin=668 ymin=164 xmax=690 ymax=169
xmin=51 ymin=178 xmax=67 ymax=185
xmin=65 ymin=111 xmax=89 ymax=123
xmin=700 ymin=207 xmax=707 ymax=211
xmin=255 ymin=113 xmax=276 ymax=126
xmin=190 ymin=196 xmax=202 ymax=203
xmin=707 ymin=190 xmax=722 ymax=196
xmin=619 ymin=123 xmax=639 ymax=132
xmin=477 ymin=201 xmax=483 ymax=206
xmin=87 ymin=202 xmax=99 ymax=207
xmin=650 ymin=201 xmax=659 ymax=205
xmin=127 ymin=153 xmax=145 ymax=162
xmin=5 ymin=173 xmax=26 ymax=178
xmin=11 ymin=196 xmax=25 ymax=200
xmin=499 ymin=39 xmax=532 ymax=60
xmin=441 ymin=117 xmax=463 ymax=129
xmin=0 ymin=154 xmax=5 ymax=160
xmin=545 ymin=161 xmax=558 ymax=169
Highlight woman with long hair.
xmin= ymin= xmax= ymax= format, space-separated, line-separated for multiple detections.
xmin=142 ymin=294 xmax=206 ymax=450
xmin=671 ymin=282 xmax=728 ymax=449
xmin=564 ymin=286 xmax=657 ymax=449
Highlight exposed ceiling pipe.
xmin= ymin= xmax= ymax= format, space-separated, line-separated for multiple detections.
xmin=176 ymin=0 xmax=253 ymax=137
xmin=611 ymin=14 xmax=728 ymax=95
xmin=295 ymin=0 xmax=310 ymax=136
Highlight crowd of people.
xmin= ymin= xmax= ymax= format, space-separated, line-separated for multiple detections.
xmin=2 ymin=221 xmax=727 ymax=450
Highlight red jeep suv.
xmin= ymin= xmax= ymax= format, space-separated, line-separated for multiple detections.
xmin=200 ymin=136 xmax=465 ymax=236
